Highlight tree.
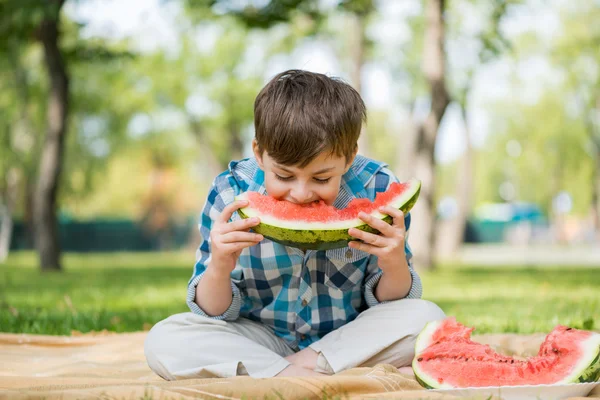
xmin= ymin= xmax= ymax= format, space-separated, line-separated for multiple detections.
xmin=437 ymin=0 xmax=515 ymax=257
xmin=33 ymin=0 xmax=70 ymax=271
xmin=408 ymin=0 xmax=451 ymax=270
xmin=0 ymin=0 xmax=71 ymax=270
xmin=338 ymin=0 xmax=375 ymax=156
xmin=0 ymin=1 xmax=143 ymax=266
xmin=0 ymin=45 xmax=34 ymax=262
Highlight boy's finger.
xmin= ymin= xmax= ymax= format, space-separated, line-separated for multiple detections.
xmin=380 ymin=206 xmax=406 ymax=230
xmin=348 ymin=240 xmax=379 ymax=256
xmin=357 ymin=212 xmax=396 ymax=237
xmin=218 ymin=200 xmax=249 ymax=223
xmin=221 ymin=217 xmax=260 ymax=233
xmin=221 ymin=231 xmax=264 ymax=244
xmin=226 ymin=241 xmax=263 ymax=253
xmin=348 ymin=227 xmax=387 ymax=247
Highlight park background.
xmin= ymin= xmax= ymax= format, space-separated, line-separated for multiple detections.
xmin=0 ymin=0 xmax=599 ymax=336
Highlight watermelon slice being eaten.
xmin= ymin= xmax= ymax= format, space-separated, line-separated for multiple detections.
xmin=236 ymin=178 xmax=420 ymax=250
xmin=413 ymin=317 xmax=600 ymax=389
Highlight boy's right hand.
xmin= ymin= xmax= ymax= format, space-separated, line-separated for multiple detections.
xmin=209 ymin=200 xmax=263 ymax=275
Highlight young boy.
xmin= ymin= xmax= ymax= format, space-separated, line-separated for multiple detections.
xmin=144 ymin=70 xmax=445 ymax=379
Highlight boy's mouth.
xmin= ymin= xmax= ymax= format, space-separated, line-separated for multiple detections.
xmin=284 ymin=198 xmax=321 ymax=206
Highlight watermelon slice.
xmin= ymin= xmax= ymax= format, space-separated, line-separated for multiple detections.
xmin=236 ymin=178 xmax=421 ymax=250
xmin=413 ymin=317 xmax=600 ymax=389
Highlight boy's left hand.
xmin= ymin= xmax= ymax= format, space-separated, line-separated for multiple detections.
xmin=347 ymin=206 xmax=406 ymax=272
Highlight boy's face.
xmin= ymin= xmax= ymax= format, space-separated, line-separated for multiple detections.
xmin=253 ymin=140 xmax=356 ymax=206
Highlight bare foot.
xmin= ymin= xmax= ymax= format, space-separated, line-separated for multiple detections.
xmin=276 ymin=364 xmax=326 ymax=377
xmin=398 ymin=366 xmax=414 ymax=377
xmin=285 ymin=348 xmax=319 ymax=370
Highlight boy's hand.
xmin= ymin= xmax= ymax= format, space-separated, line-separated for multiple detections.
xmin=209 ymin=200 xmax=263 ymax=275
xmin=347 ymin=206 xmax=407 ymax=272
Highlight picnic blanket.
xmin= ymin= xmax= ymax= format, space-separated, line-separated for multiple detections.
xmin=0 ymin=330 xmax=599 ymax=399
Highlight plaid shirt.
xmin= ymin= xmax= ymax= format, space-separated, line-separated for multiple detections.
xmin=187 ymin=155 xmax=422 ymax=350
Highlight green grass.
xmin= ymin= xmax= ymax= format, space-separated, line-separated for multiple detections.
xmin=0 ymin=251 xmax=598 ymax=335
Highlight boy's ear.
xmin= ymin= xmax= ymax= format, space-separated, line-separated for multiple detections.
xmin=252 ymin=139 xmax=265 ymax=169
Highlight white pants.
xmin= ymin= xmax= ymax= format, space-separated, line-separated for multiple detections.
xmin=144 ymin=299 xmax=445 ymax=379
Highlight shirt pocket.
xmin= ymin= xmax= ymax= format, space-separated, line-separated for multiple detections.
xmin=323 ymin=248 xmax=368 ymax=291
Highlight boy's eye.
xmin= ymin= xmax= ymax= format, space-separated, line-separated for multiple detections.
xmin=275 ymin=174 xmax=293 ymax=181
xmin=275 ymin=174 xmax=330 ymax=184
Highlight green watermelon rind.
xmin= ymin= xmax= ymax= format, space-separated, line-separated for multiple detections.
xmin=236 ymin=179 xmax=421 ymax=250
xmin=568 ymin=334 xmax=600 ymax=384
xmin=579 ymin=350 xmax=600 ymax=383
xmin=412 ymin=319 xmax=451 ymax=389
xmin=412 ymin=320 xmax=600 ymax=390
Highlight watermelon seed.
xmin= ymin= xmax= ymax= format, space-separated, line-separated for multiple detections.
xmin=553 ymin=348 xmax=559 ymax=353
xmin=511 ymin=360 xmax=515 ymax=364
xmin=566 ymin=328 xmax=572 ymax=331
xmin=417 ymin=358 xmax=423 ymax=362
xmin=465 ymin=358 xmax=469 ymax=361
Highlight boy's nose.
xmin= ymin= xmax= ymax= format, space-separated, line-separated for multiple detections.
xmin=289 ymin=188 xmax=314 ymax=204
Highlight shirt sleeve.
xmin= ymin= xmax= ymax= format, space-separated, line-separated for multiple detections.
xmin=362 ymin=168 xmax=423 ymax=307
xmin=363 ymin=221 xmax=423 ymax=307
xmin=186 ymin=173 xmax=245 ymax=321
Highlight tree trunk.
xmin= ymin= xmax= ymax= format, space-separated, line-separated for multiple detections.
xmin=0 ymin=204 xmax=13 ymax=263
xmin=348 ymin=12 xmax=369 ymax=156
xmin=0 ymin=169 xmax=19 ymax=263
xmin=438 ymin=96 xmax=474 ymax=258
xmin=410 ymin=0 xmax=451 ymax=270
xmin=395 ymin=101 xmax=419 ymax=181
xmin=33 ymin=0 xmax=69 ymax=271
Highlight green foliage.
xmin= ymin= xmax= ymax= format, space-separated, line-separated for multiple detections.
xmin=372 ymin=2 xmax=428 ymax=107
xmin=1 ymin=251 xmax=598 ymax=335
xmin=476 ymin=1 xmax=600 ymax=215
xmin=446 ymin=0 xmax=519 ymax=105
xmin=367 ymin=109 xmax=398 ymax=170
xmin=479 ymin=92 xmax=593 ymax=214
xmin=338 ymin=0 xmax=374 ymax=17
xmin=184 ymin=0 xmax=324 ymax=30
xmin=61 ymin=29 xmax=146 ymax=206
xmin=0 ymin=0 xmax=62 ymax=46
xmin=0 ymin=3 xmax=148 ymax=223
xmin=0 ymin=43 xmax=46 ymax=217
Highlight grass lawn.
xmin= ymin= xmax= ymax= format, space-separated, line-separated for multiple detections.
xmin=0 ymin=251 xmax=598 ymax=335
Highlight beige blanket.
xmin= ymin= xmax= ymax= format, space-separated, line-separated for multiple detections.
xmin=0 ymin=331 xmax=598 ymax=400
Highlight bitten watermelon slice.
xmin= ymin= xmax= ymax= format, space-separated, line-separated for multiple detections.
xmin=413 ymin=317 xmax=600 ymax=389
xmin=236 ymin=178 xmax=420 ymax=250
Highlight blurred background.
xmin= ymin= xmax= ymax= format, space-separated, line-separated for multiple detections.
xmin=0 ymin=0 xmax=598 ymax=335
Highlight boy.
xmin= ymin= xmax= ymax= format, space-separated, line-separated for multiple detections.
xmin=145 ymin=70 xmax=445 ymax=379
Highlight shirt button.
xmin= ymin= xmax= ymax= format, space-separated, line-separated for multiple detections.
xmin=301 ymin=334 xmax=306 ymax=340
xmin=302 ymin=299 xmax=308 ymax=307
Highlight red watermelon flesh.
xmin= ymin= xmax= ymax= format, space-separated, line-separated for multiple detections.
xmin=413 ymin=317 xmax=600 ymax=388
xmin=245 ymin=182 xmax=411 ymax=223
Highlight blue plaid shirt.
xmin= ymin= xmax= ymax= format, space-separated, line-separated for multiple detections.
xmin=187 ymin=155 xmax=422 ymax=350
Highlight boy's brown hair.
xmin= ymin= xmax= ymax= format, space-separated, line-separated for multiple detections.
xmin=254 ymin=69 xmax=366 ymax=167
